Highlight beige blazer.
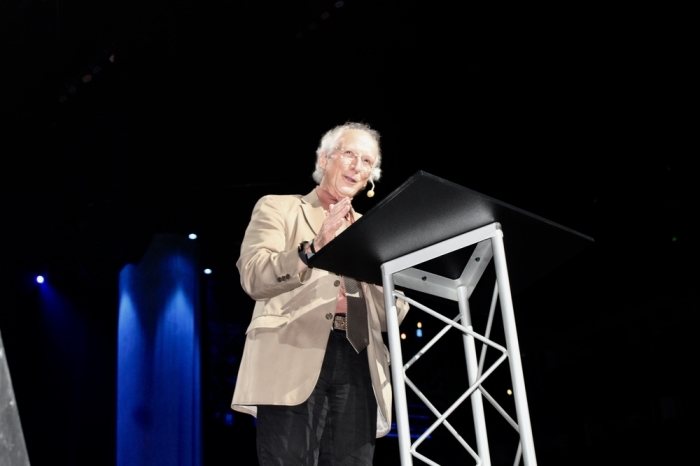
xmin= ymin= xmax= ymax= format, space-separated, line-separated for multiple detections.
xmin=231 ymin=188 xmax=409 ymax=437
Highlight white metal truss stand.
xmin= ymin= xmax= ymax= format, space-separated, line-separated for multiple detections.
xmin=382 ymin=222 xmax=537 ymax=466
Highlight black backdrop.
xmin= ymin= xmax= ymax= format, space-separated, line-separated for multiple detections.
xmin=1 ymin=1 xmax=696 ymax=464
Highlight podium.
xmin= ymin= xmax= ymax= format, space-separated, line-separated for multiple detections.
xmin=310 ymin=171 xmax=593 ymax=465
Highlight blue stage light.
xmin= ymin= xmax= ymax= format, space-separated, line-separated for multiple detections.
xmin=416 ymin=329 xmax=423 ymax=338
xmin=188 ymin=233 xmax=197 ymax=240
xmin=203 ymin=269 xmax=212 ymax=275
xmin=36 ymin=275 xmax=45 ymax=284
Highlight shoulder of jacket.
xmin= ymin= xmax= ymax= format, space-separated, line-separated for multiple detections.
xmin=256 ymin=194 xmax=304 ymax=207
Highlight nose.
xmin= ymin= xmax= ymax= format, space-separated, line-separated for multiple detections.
xmin=349 ymin=154 xmax=363 ymax=172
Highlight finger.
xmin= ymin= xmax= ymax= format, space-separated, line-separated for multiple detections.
xmin=322 ymin=216 xmax=346 ymax=234
xmin=330 ymin=201 xmax=350 ymax=216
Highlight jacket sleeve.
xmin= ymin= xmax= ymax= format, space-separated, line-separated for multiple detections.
xmin=366 ymin=284 xmax=410 ymax=332
xmin=236 ymin=195 xmax=309 ymax=300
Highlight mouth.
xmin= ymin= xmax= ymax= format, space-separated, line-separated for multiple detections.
xmin=343 ymin=175 xmax=358 ymax=184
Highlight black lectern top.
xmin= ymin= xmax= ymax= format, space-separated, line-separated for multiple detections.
xmin=309 ymin=171 xmax=593 ymax=294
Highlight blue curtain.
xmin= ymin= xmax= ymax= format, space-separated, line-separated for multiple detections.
xmin=117 ymin=234 xmax=201 ymax=466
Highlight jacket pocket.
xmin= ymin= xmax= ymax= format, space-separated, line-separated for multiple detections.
xmin=245 ymin=314 xmax=289 ymax=334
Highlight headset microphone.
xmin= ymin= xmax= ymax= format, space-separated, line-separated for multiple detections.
xmin=366 ymin=178 xmax=375 ymax=198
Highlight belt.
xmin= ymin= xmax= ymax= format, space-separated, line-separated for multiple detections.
xmin=332 ymin=314 xmax=348 ymax=331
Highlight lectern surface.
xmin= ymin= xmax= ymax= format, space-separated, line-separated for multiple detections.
xmin=309 ymin=171 xmax=593 ymax=294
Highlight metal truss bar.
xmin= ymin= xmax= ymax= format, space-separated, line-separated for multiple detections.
xmin=401 ymin=312 xmax=482 ymax=463
xmin=478 ymin=283 xmax=500 ymax=377
xmin=394 ymin=268 xmax=459 ymax=302
xmin=477 ymin=384 xmax=524 ymax=466
xmin=393 ymin=239 xmax=494 ymax=302
xmin=479 ymin=387 xmax=519 ymax=432
xmin=401 ymin=315 xmax=518 ymax=465
xmin=382 ymin=223 xmax=538 ymax=465
xmin=459 ymin=240 xmax=494 ymax=293
xmin=411 ymin=451 xmax=442 ymax=466
xmin=398 ymin=292 xmax=509 ymax=465
xmin=397 ymin=294 xmax=507 ymax=354
xmin=513 ymin=442 xmax=523 ymax=466
xmin=404 ymin=313 xmax=462 ymax=371
xmin=384 ymin=276 xmax=413 ymax=465
xmin=491 ymin=234 xmax=537 ymax=465
xmin=403 ymin=375 xmax=480 ymax=464
xmin=412 ymin=348 xmax=509 ymax=453
xmin=382 ymin=224 xmax=501 ymax=277
xmin=414 ymin=446 xmax=479 ymax=466
xmin=458 ymin=286 xmax=491 ymax=466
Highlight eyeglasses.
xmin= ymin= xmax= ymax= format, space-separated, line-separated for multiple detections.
xmin=331 ymin=147 xmax=375 ymax=173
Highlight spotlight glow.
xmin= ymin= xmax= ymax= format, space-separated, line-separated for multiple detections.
xmin=416 ymin=329 xmax=423 ymax=338
xmin=400 ymin=332 xmax=406 ymax=340
xmin=36 ymin=275 xmax=45 ymax=284
xmin=188 ymin=233 xmax=197 ymax=240
xmin=507 ymin=389 xmax=513 ymax=395
xmin=203 ymin=269 xmax=212 ymax=275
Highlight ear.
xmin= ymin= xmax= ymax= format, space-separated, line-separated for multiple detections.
xmin=317 ymin=151 xmax=328 ymax=170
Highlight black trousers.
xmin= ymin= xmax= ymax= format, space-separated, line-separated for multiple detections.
xmin=256 ymin=329 xmax=377 ymax=466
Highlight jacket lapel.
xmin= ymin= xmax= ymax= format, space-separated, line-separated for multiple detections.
xmin=301 ymin=188 xmax=363 ymax=236
xmin=300 ymin=189 xmax=325 ymax=235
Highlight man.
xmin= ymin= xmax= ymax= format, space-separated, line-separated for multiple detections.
xmin=231 ymin=122 xmax=409 ymax=465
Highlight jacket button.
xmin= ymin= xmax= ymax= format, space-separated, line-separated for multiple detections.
xmin=277 ymin=277 xmax=282 ymax=282
xmin=334 ymin=280 xmax=340 ymax=287
xmin=285 ymin=274 xmax=291 ymax=279
xmin=325 ymin=313 xmax=333 ymax=320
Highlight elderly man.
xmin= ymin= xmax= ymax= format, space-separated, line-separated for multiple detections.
xmin=231 ymin=122 xmax=409 ymax=465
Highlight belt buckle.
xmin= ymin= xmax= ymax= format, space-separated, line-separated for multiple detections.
xmin=333 ymin=315 xmax=347 ymax=331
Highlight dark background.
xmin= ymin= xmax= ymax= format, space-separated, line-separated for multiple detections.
xmin=1 ymin=1 xmax=696 ymax=465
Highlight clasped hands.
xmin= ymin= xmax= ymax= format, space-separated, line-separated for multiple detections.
xmin=297 ymin=197 xmax=352 ymax=273
xmin=314 ymin=197 xmax=351 ymax=251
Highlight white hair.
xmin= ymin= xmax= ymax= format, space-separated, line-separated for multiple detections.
xmin=312 ymin=122 xmax=382 ymax=184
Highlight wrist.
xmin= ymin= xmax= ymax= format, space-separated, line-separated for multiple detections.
xmin=298 ymin=241 xmax=314 ymax=267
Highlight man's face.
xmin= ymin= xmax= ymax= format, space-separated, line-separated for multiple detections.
xmin=318 ymin=129 xmax=378 ymax=199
